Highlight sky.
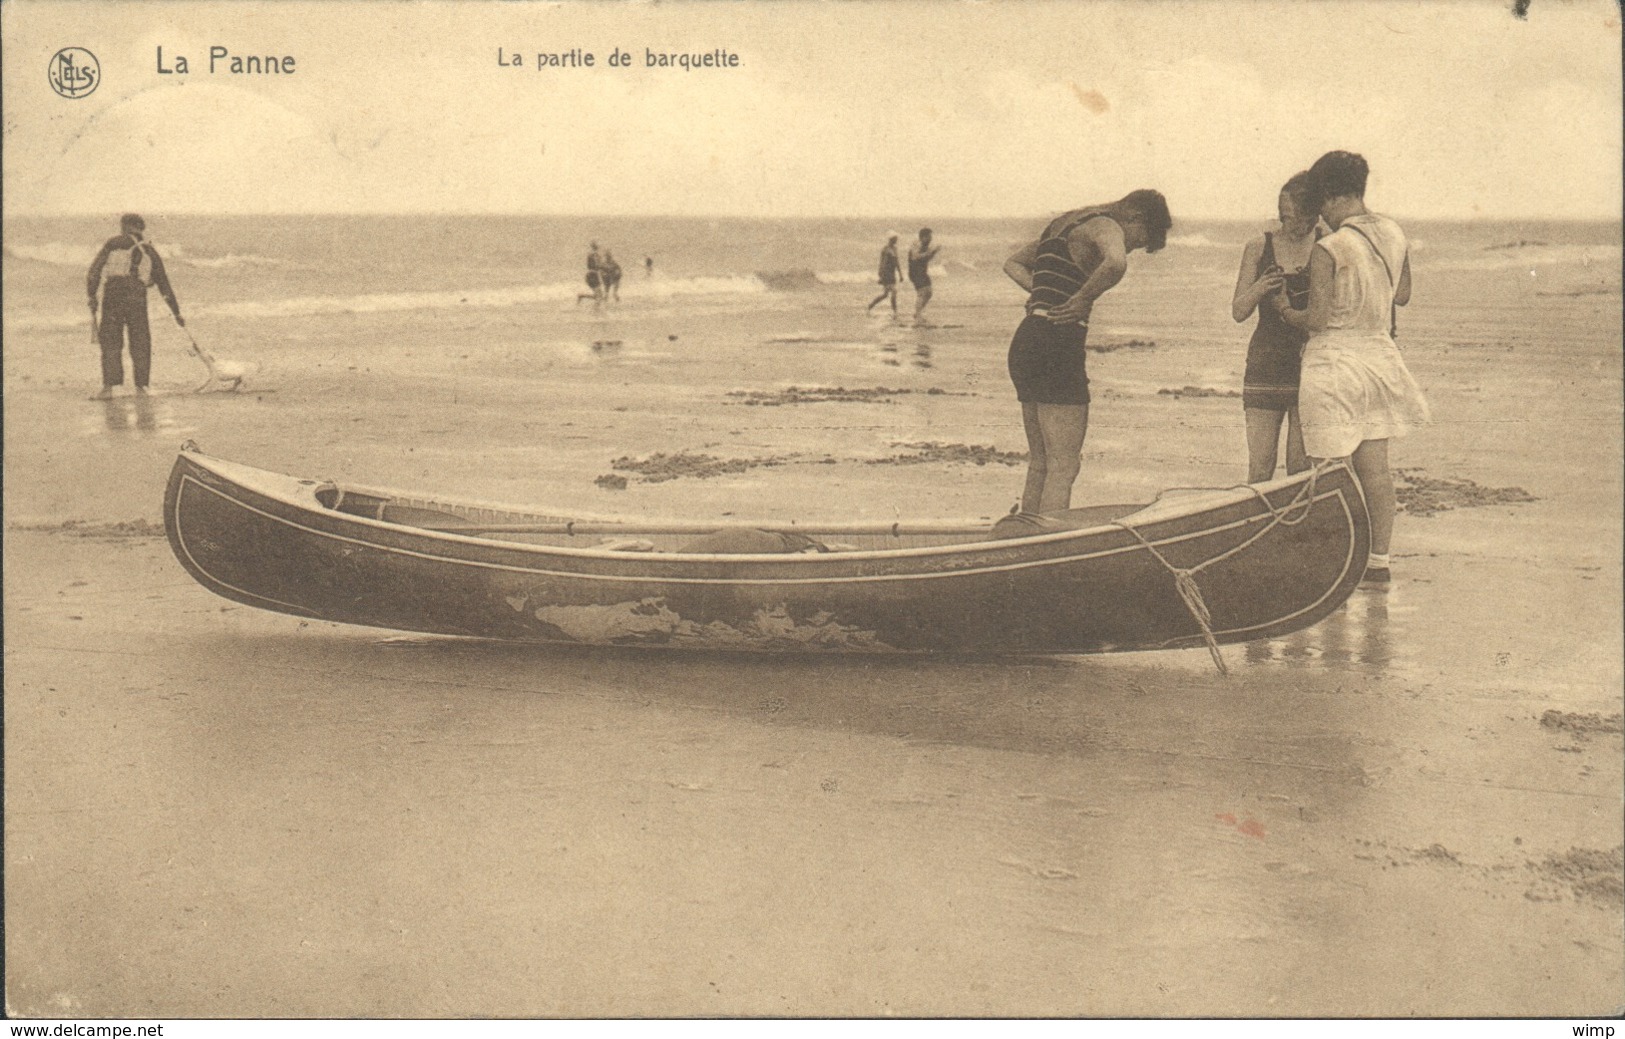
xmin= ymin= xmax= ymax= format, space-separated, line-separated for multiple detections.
xmin=3 ymin=0 xmax=1620 ymax=220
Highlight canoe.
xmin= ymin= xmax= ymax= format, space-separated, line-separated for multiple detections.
xmin=162 ymin=443 xmax=1370 ymax=658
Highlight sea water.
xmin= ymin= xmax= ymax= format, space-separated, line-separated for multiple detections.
xmin=8 ymin=213 xmax=1619 ymax=339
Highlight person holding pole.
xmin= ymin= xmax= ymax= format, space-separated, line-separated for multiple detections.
xmin=86 ymin=213 xmax=183 ymax=398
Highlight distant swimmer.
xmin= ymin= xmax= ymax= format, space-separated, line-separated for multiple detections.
xmin=601 ymin=251 xmax=623 ymax=301
xmin=1001 ymin=189 xmax=1171 ymax=513
xmin=86 ymin=213 xmax=184 ymax=399
xmin=577 ymin=241 xmax=604 ymax=305
xmin=907 ymin=228 xmax=941 ymax=322
xmin=866 ymin=232 xmax=903 ymax=316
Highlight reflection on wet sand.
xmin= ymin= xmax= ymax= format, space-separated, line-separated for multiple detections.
xmin=10 ymin=521 xmax=1617 ymax=1017
xmin=1244 ymin=588 xmax=1392 ymax=673
xmin=100 ymin=395 xmax=155 ymax=432
xmin=95 ymin=395 xmax=186 ymax=438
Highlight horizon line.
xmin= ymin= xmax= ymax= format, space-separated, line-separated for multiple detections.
xmin=7 ymin=209 xmax=1623 ymax=224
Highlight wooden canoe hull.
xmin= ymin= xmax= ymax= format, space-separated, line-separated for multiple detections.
xmin=163 ymin=450 xmax=1370 ymax=655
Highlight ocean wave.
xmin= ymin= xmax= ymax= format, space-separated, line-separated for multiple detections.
xmin=4 ymin=241 xmax=91 ymax=266
xmin=5 ymin=273 xmax=770 ymax=330
xmin=762 ymin=267 xmax=960 ymax=288
xmin=814 ymin=269 xmax=880 ymax=285
xmin=1427 ymin=243 xmax=1622 ymax=272
xmin=5 ymin=240 xmax=288 ymax=270
xmin=208 ymin=274 xmax=767 ymax=320
xmin=5 ymin=311 xmax=93 ymax=332
xmin=175 ymin=250 xmax=289 ymax=270
xmin=755 ymin=269 xmax=824 ymax=291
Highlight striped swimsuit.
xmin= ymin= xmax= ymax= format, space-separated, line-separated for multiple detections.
xmin=1007 ymin=210 xmax=1113 ymax=406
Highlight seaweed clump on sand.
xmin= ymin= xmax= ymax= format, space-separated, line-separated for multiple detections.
xmin=609 ymin=451 xmax=787 ymax=483
xmin=1158 ymin=386 xmax=1242 ymax=399
xmin=1536 ymin=283 xmax=1622 ymax=299
xmin=1529 ymin=846 xmax=1625 ymax=907
xmin=868 ymin=442 xmax=1027 ymax=467
xmin=1087 ymin=338 xmax=1157 ymax=353
xmin=727 ymin=386 xmax=963 ymax=406
xmin=1394 ymin=469 xmax=1538 ymax=517
xmin=1538 ymin=710 xmax=1624 ymax=740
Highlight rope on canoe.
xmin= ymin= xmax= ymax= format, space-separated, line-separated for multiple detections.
xmin=1112 ymin=463 xmax=1330 ymax=675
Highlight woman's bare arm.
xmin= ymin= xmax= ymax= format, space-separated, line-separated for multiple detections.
xmin=1044 ymin=219 xmax=1127 ymax=325
xmin=1003 ymin=240 xmax=1040 ymax=292
xmin=1277 ymin=244 xmax=1333 ymax=334
xmin=1232 ymin=236 xmax=1283 ymax=323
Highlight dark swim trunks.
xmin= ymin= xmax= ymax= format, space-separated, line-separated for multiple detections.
xmin=1008 ymin=312 xmax=1089 ymax=405
xmin=908 ymin=251 xmax=931 ymax=289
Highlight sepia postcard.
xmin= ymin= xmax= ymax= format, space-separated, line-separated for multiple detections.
xmin=4 ymin=0 xmax=1621 ymax=1024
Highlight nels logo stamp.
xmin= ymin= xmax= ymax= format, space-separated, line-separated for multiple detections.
xmin=49 ymin=47 xmax=99 ymax=98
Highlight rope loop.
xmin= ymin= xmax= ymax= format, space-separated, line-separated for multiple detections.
xmin=1112 ymin=462 xmax=1337 ymax=675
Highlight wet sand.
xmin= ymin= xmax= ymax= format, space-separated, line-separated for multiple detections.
xmin=5 ymin=263 xmax=1622 ymax=1017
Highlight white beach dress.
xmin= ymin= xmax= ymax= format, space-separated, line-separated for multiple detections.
xmin=1299 ymin=213 xmax=1431 ymax=459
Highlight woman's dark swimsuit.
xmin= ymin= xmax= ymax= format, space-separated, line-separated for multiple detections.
xmin=878 ymin=248 xmax=901 ymax=287
xmin=1007 ymin=210 xmax=1112 ymax=406
xmin=1242 ymin=232 xmax=1312 ymax=411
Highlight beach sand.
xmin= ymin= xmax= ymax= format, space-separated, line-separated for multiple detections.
xmin=5 ymin=246 xmax=1622 ymax=1017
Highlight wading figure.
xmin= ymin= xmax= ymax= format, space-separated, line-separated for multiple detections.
xmin=907 ymin=227 xmax=941 ymax=322
xmin=866 ymin=233 xmax=903 ymax=316
xmin=86 ymin=213 xmax=184 ymax=398
xmin=577 ymin=241 xmax=604 ymax=306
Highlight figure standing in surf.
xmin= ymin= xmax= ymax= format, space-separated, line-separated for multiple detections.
xmin=866 ymin=232 xmax=903 ymax=316
xmin=577 ymin=241 xmax=605 ymax=306
xmin=86 ymin=213 xmax=184 ymax=399
xmin=907 ymin=228 xmax=941 ymax=322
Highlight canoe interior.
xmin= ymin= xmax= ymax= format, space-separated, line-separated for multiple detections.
xmin=312 ymin=483 xmax=1150 ymax=554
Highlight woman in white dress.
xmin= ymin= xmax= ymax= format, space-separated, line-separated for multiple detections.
xmin=1274 ymin=151 xmax=1430 ymax=585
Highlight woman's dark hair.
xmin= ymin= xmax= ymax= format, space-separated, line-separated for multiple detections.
xmin=1308 ymin=151 xmax=1368 ymax=201
xmin=1121 ymin=188 xmax=1172 ymax=252
xmin=1281 ymin=171 xmax=1317 ymax=215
